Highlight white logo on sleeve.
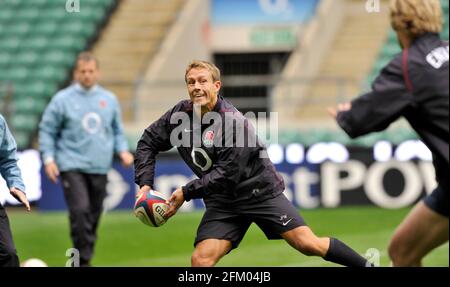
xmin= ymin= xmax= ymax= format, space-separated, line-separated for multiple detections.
xmin=82 ymin=112 xmax=102 ymax=134
xmin=426 ymin=46 xmax=449 ymax=69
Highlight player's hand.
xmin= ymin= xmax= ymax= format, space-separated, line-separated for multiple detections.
xmin=44 ymin=161 xmax=60 ymax=183
xmin=327 ymin=102 xmax=352 ymax=119
xmin=10 ymin=187 xmax=31 ymax=212
xmin=136 ymin=185 xmax=151 ymax=199
xmin=119 ymin=151 xmax=134 ymax=168
xmin=165 ymin=188 xmax=185 ymax=219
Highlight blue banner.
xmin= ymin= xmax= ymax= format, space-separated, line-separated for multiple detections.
xmin=37 ymin=159 xmax=319 ymax=211
xmin=211 ymin=0 xmax=319 ymax=25
xmin=38 ymin=163 xmax=137 ymax=211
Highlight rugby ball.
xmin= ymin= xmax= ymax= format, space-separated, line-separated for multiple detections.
xmin=21 ymin=258 xmax=48 ymax=267
xmin=134 ymin=190 xmax=169 ymax=227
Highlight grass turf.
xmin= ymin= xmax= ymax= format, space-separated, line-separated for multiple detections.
xmin=7 ymin=206 xmax=449 ymax=267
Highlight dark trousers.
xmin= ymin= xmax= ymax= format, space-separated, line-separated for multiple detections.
xmin=61 ymin=172 xmax=107 ymax=266
xmin=0 ymin=206 xmax=19 ymax=267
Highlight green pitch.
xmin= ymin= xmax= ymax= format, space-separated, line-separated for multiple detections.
xmin=8 ymin=206 xmax=449 ymax=267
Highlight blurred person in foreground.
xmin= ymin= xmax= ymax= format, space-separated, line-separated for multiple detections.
xmin=0 ymin=114 xmax=30 ymax=267
xmin=135 ymin=60 xmax=373 ymax=267
xmin=329 ymin=0 xmax=448 ymax=266
xmin=39 ymin=52 xmax=134 ymax=267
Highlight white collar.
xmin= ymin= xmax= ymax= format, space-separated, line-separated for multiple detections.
xmin=74 ymin=83 xmax=99 ymax=94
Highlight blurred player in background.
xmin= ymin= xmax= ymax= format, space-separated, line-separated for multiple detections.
xmin=39 ymin=52 xmax=134 ymax=267
xmin=329 ymin=0 xmax=449 ymax=266
xmin=0 ymin=114 xmax=30 ymax=267
xmin=135 ymin=60 xmax=373 ymax=267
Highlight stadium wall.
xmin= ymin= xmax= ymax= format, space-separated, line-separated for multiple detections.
xmin=2 ymin=143 xmax=435 ymax=212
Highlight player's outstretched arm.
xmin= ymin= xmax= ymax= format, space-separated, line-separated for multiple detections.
xmin=329 ymin=54 xmax=413 ymax=138
xmin=327 ymin=102 xmax=351 ymax=119
xmin=134 ymin=110 xmax=174 ymax=189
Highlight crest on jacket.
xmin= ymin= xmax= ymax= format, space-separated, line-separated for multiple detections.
xmin=203 ymin=130 xmax=215 ymax=147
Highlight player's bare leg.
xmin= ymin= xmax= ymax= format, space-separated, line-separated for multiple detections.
xmin=388 ymin=201 xmax=449 ymax=267
xmin=191 ymin=239 xmax=232 ymax=267
xmin=282 ymin=226 xmax=329 ymax=256
xmin=282 ymin=226 xmax=372 ymax=266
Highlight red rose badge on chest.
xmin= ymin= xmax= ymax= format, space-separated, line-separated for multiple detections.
xmin=203 ymin=130 xmax=215 ymax=147
xmin=99 ymin=100 xmax=107 ymax=109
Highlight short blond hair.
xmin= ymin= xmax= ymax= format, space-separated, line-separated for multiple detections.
xmin=390 ymin=0 xmax=443 ymax=38
xmin=185 ymin=60 xmax=221 ymax=83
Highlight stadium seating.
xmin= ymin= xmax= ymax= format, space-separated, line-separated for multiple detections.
xmin=0 ymin=0 xmax=116 ymax=149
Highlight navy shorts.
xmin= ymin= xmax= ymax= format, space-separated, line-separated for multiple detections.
xmin=194 ymin=193 xmax=306 ymax=250
xmin=423 ymin=185 xmax=449 ymax=217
